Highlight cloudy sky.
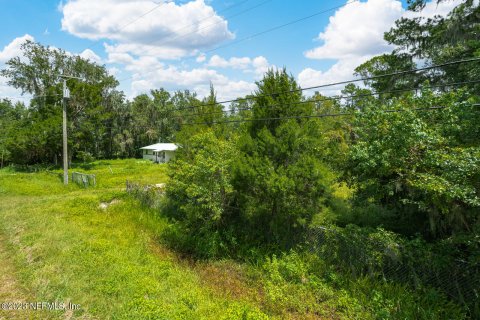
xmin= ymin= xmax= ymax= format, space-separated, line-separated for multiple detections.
xmin=0 ymin=0 xmax=463 ymax=102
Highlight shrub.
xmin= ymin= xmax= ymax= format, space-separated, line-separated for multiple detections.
xmin=163 ymin=131 xmax=238 ymax=258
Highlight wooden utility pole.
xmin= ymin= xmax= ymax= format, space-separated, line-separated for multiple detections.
xmin=59 ymin=74 xmax=84 ymax=185
xmin=62 ymin=79 xmax=69 ymax=185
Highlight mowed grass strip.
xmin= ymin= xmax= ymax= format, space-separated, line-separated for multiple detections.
xmin=0 ymin=160 xmax=270 ymax=319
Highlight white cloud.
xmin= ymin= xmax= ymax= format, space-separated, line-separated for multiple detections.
xmin=0 ymin=34 xmax=34 ymax=63
xmin=298 ymin=56 xmax=371 ymax=95
xmin=404 ymin=0 xmax=466 ymax=19
xmin=131 ymin=64 xmax=228 ymax=88
xmin=300 ymin=0 xmax=463 ymax=94
xmin=0 ymin=35 xmax=35 ymax=102
xmin=251 ymin=56 xmax=271 ymax=76
xmin=194 ymin=80 xmax=256 ymax=102
xmin=196 ymin=53 xmax=206 ymax=63
xmin=305 ymin=0 xmax=402 ymax=60
xmin=0 ymin=75 xmax=30 ymax=103
xmin=123 ymin=52 xmax=256 ymax=101
xmin=79 ymin=49 xmax=102 ymax=64
xmin=105 ymin=42 xmax=190 ymax=61
xmin=61 ymin=0 xmax=234 ymax=60
xmin=207 ymin=54 xmax=251 ymax=69
xmin=206 ymin=54 xmax=275 ymax=77
xmin=108 ymin=67 xmax=121 ymax=76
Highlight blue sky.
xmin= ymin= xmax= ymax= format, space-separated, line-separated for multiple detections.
xmin=0 ymin=0 xmax=463 ymax=102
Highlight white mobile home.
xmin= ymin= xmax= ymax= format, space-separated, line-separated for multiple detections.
xmin=140 ymin=143 xmax=178 ymax=163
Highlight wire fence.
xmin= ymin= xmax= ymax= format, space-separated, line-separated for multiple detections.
xmin=125 ymin=180 xmax=165 ymax=208
xmin=308 ymin=226 xmax=480 ymax=316
xmin=71 ymin=171 xmax=96 ymax=188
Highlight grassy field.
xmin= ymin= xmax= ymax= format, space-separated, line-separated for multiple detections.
xmin=0 ymin=160 xmax=270 ymax=319
xmin=0 ymin=159 xmax=463 ymax=319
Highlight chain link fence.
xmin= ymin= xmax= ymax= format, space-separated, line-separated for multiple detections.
xmin=71 ymin=171 xmax=96 ymax=187
xmin=308 ymin=226 xmax=480 ymax=316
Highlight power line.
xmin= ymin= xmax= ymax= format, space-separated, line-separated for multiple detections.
xmin=137 ymin=0 xmax=272 ymax=58
xmin=167 ymin=57 xmax=480 ymax=113
xmin=1 ymin=93 xmax=63 ymax=101
xmin=71 ymin=100 xmax=480 ymax=131
xmin=205 ymin=0 xmax=357 ymax=55
xmin=118 ymin=0 xmax=358 ymax=83
xmin=181 ymin=103 xmax=480 ymax=126
xmin=82 ymin=0 xmax=254 ymax=63
xmin=168 ymin=79 xmax=480 ymax=120
xmin=5 ymin=61 xmax=479 ymax=111
xmin=85 ymin=1 xmax=169 ymax=51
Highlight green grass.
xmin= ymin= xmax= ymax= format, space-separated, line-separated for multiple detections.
xmin=0 ymin=160 xmax=270 ymax=319
xmin=0 ymin=159 xmax=465 ymax=319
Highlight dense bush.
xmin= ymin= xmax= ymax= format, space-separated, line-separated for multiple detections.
xmin=164 ymin=130 xmax=239 ymax=258
xmin=346 ymin=91 xmax=480 ymax=238
xmin=232 ymin=69 xmax=335 ymax=248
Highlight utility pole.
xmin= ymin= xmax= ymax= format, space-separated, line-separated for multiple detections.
xmin=62 ymin=79 xmax=69 ymax=185
xmin=59 ymin=74 xmax=84 ymax=185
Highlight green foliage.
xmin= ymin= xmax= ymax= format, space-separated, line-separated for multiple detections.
xmin=164 ymin=131 xmax=239 ymax=258
xmin=309 ymin=224 xmax=477 ymax=317
xmin=258 ymin=248 xmax=466 ymax=319
xmin=221 ymin=303 xmax=270 ymax=320
xmin=232 ymin=69 xmax=335 ymax=248
xmin=0 ymin=160 xmax=271 ymax=319
xmin=354 ymin=53 xmax=421 ymax=96
xmin=346 ymin=90 xmax=479 ymax=237
xmin=362 ymin=0 xmax=480 ymax=93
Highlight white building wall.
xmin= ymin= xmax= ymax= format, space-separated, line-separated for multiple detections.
xmin=142 ymin=150 xmax=176 ymax=163
xmin=165 ymin=151 xmax=176 ymax=162
xmin=142 ymin=150 xmax=157 ymax=162
xmin=142 ymin=154 xmax=157 ymax=161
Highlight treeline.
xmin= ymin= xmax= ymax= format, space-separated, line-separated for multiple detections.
xmin=0 ymin=41 xmax=225 ymax=165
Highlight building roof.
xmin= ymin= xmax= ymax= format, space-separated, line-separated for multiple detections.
xmin=140 ymin=143 xmax=178 ymax=152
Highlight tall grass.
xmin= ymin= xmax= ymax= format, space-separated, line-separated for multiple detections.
xmin=0 ymin=160 xmax=269 ymax=319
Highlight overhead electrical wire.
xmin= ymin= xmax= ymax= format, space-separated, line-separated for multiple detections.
xmin=85 ymin=0 xmax=170 ymax=51
xmin=139 ymin=0 xmax=273 ymax=57
xmin=80 ymin=99 xmax=480 ymax=131
xmin=31 ymin=77 xmax=480 ymax=129
xmin=118 ymin=0 xmax=359 ymax=82
xmin=86 ymin=0 xmax=251 ymax=52
xmin=204 ymin=0 xmax=358 ymax=55
xmin=180 ymin=103 xmax=480 ymax=126
xmin=168 ymin=79 xmax=480 ymax=120
xmin=3 ymin=1 xmax=358 ymax=101
xmin=3 ymin=57 xmax=479 ymax=107
xmin=165 ymin=57 xmax=480 ymax=113
xmin=2 ymin=0 xmax=258 ymax=102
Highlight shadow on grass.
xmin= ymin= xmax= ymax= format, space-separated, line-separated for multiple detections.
xmin=70 ymin=161 xmax=98 ymax=170
xmin=3 ymin=163 xmax=61 ymax=173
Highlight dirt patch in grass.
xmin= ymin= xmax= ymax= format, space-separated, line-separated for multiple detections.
xmin=98 ymin=199 xmax=121 ymax=211
xmin=148 ymin=240 xmax=263 ymax=301
xmin=193 ymin=261 xmax=264 ymax=302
